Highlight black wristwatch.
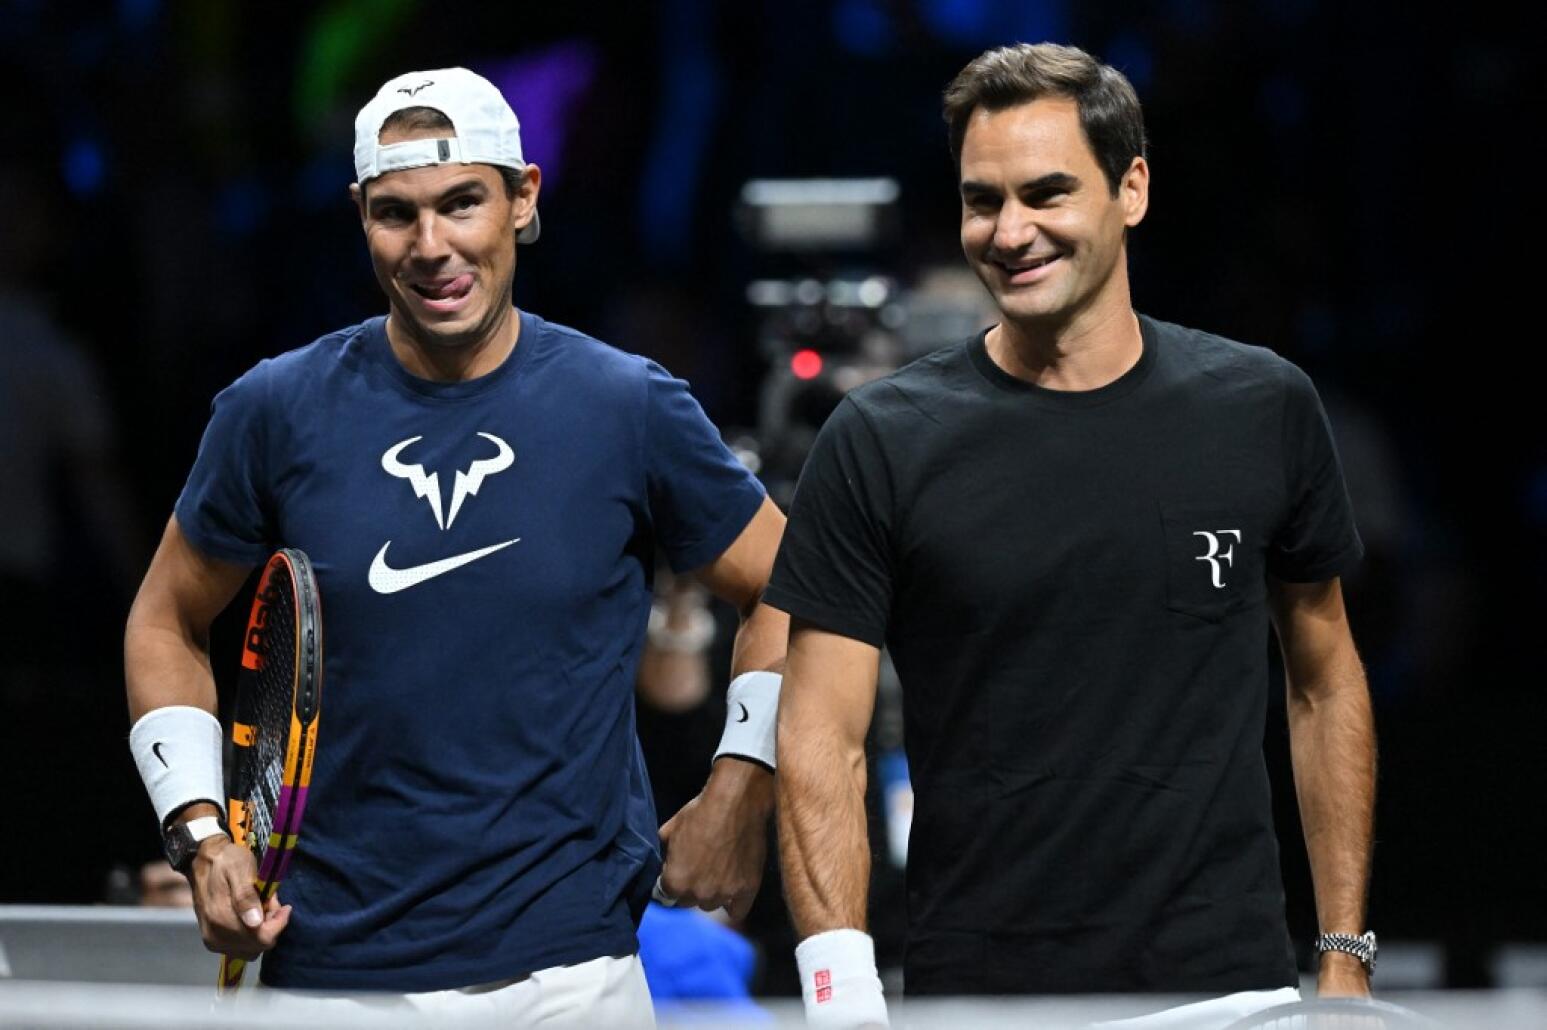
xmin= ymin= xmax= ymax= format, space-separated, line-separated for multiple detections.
xmin=1314 ymin=931 xmax=1377 ymax=976
xmin=163 ymin=814 xmax=231 ymax=875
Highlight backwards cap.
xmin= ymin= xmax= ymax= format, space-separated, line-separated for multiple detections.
xmin=353 ymin=67 xmax=539 ymax=244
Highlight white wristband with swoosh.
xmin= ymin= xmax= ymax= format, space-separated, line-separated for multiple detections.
xmin=130 ymin=705 xmax=226 ymax=829
xmin=713 ymin=670 xmax=781 ymax=771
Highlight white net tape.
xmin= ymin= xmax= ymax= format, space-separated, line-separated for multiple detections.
xmin=1 ymin=910 xmax=1541 ymax=1029
xmin=0 ymin=982 xmax=1541 ymax=1029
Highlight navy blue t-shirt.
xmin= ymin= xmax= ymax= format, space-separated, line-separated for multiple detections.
xmin=175 ymin=311 xmax=765 ymax=991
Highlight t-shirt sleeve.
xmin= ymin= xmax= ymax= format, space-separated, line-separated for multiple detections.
xmin=764 ymin=396 xmax=893 ymax=647
xmin=172 ymin=363 xmax=275 ymax=566
xmin=644 ymin=361 xmax=766 ymax=573
xmin=1267 ymin=363 xmax=1364 ymax=582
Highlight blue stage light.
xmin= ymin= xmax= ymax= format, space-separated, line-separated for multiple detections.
xmin=833 ymin=0 xmax=895 ymax=57
xmin=1103 ymin=33 xmax=1155 ymax=91
xmin=62 ymin=138 xmax=106 ymax=197
xmin=920 ymin=0 xmax=1068 ymax=48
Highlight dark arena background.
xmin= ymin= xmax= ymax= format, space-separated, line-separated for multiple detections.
xmin=1 ymin=1 xmax=1540 ymax=1026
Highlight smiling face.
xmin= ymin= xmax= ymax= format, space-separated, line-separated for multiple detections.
xmin=959 ymin=96 xmax=1147 ymax=331
xmin=352 ymin=124 xmax=540 ymax=356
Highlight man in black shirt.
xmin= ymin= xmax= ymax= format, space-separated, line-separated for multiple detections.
xmin=767 ymin=43 xmax=1376 ymax=1028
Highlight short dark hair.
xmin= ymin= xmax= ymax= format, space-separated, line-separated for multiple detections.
xmin=942 ymin=43 xmax=1147 ymax=196
xmin=368 ymin=106 xmax=524 ymax=198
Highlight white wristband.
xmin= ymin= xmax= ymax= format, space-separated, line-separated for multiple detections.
xmin=129 ymin=706 xmax=225 ymax=829
xmin=796 ymin=929 xmax=889 ymax=1028
xmin=714 ymin=670 xmax=781 ymax=770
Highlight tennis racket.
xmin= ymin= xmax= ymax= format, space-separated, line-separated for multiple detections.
xmin=218 ymin=548 xmax=323 ymax=992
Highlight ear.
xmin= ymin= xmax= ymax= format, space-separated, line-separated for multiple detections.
xmin=512 ymin=164 xmax=542 ymax=234
xmin=1120 ymin=156 xmax=1149 ymax=228
xmin=349 ymin=182 xmax=367 ymax=227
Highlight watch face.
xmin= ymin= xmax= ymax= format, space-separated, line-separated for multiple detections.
xmin=164 ymin=826 xmax=195 ymax=873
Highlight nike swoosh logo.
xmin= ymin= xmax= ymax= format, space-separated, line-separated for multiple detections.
xmin=152 ymin=742 xmax=169 ymax=768
xmin=736 ymin=703 xmax=749 ymax=723
xmin=368 ymin=538 xmax=520 ymax=594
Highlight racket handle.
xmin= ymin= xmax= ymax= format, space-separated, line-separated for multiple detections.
xmin=218 ymin=953 xmax=248 ymax=992
xmin=218 ymin=877 xmax=274 ymax=992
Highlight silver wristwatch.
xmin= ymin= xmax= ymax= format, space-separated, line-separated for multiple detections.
xmin=1314 ymin=931 xmax=1377 ymax=976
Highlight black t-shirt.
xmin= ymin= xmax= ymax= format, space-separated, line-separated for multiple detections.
xmin=765 ymin=314 xmax=1363 ymax=995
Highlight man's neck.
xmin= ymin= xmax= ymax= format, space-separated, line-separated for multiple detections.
xmin=986 ymin=297 xmax=1142 ymax=392
xmin=386 ymin=305 xmax=520 ymax=383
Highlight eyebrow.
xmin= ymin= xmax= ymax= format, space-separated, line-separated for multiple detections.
xmin=368 ymin=177 xmax=489 ymax=212
xmin=960 ymin=172 xmax=1082 ymax=196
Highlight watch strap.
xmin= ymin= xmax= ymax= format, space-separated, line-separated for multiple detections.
xmin=1314 ymin=931 xmax=1377 ymax=975
xmin=164 ymin=814 xmax=231 ymax=874
xmin=183 ymin=815 xmax=230 ymax=843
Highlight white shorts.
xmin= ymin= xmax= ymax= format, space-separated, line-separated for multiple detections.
xmin=259 ymin=953 xmax=655 ymax=1027
xmin=1095 ymin=987 xmax=1302 ymax=1030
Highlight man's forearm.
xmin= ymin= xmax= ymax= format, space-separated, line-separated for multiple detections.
xmin=777 ymin=728 xmax=871 ymax=936
xmin=654 ymin=597 xmax=783 ymax=917
xmin=1287 ymin=640 xmax=1376 ymax=935
xmin=702 ymin=600 xmax=787 ymax=783
xmin=124 ymin=518 xmax=251 ymax=723
xmin=125 ymin=616 xmax=219 ymax=722
xmin=728 ymin=599 xmax=789 ymax=678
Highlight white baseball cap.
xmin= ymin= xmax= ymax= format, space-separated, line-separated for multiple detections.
xmin=354 ymin=67 xmax=540 ymax=244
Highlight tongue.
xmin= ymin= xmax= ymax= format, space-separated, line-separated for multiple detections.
xmin=426 ymin=274 xmax=473 ymax=299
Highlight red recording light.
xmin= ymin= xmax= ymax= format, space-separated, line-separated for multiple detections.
xmin=791 ymin=349 xmax=823 ymax=380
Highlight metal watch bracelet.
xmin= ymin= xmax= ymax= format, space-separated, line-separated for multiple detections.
xmin=1314 ymin=931 xmax=1377 ymax=975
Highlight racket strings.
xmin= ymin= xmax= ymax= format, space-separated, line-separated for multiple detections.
xmin=235 ymin=561 xmax=299 ymax=854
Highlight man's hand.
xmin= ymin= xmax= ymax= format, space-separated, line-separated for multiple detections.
xmin=189 ymin=835 xmax=291 ymax=959
xmin=656 ymin=758 xmax=774 ymax=920
xmin=1316 ymin=951 xmax=1372 ymax=998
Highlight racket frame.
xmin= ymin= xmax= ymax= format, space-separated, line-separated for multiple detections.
xmin=218 ymin=548 xmax=322 ymax=993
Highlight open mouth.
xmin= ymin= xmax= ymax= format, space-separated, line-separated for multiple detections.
xmin=409 ymin=274 xmax=475 ymax=310
xmin=997 ymin=253 xmax=1061 ymax=277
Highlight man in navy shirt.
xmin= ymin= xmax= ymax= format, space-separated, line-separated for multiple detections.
xmin=126 ymin=68 xmax=786 ymax=1023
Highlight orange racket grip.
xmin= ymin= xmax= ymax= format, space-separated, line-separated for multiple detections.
xmin=216 ymin=876 xmax=277 ymax=993
xmin=218 ymin=952 xmax=249 ymax=992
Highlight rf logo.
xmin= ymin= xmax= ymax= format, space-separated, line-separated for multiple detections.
xmin=1193 ymin=530 xmax=1242 ymax=589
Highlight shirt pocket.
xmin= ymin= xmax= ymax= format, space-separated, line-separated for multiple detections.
xmin=1159 ymin=503 xmax=1263 ymax=622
